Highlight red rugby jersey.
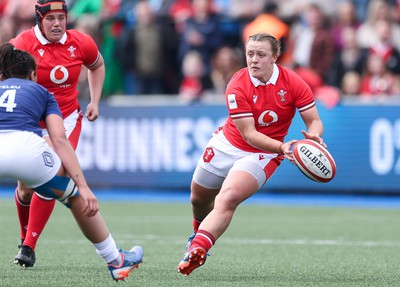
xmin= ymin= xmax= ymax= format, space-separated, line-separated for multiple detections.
xmin=10 ymin=25 xmax=100 ymax=118
xmin=222 ymin=65 xmax=316 ymax=153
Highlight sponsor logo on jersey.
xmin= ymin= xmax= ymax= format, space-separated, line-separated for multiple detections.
xmin=259 ymin=154 xmax=265 ymax=160
xmin=38 ymin=49 xmax=45 ymax=57
xmin=253 ymin=95 xmax=258 ymax=103
xmin=50 ymin=65 xmax=69 ymax=84
xmin=257 ymin=110 xmax=278 ymax=126
xmin=227 ymin=94 xmax=237 ymax=109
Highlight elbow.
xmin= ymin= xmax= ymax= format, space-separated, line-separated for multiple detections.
xmin=52 ymin=136 xmax=69 ymax=151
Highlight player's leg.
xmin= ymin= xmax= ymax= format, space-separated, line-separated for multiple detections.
xmin=18 ymin=111 xmax=82 ymax=264
xmin=32 ymin=176 xmax=143 ymax=281
xmin=179 ymin=155 xmax=280 ymax=275
xmin=190 ymin=178 xmax=220 ymax=228
xmin=14 ymin=181 xmax=34 ymax=244
xmin=184 ymin=166 xmax=222 ymax=249
xmin=67 ymin=196 xmax=143 ymax=281
xmin=15 ymin=135 xmax=58 ymax=266
xmin=178 ymin=169 xmax=259 ymax=276
xmin=11 ymin=132 xmax=62 ymax=268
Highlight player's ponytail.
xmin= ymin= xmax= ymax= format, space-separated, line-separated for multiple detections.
xmin=0 ymin=43 xmax=36 ymax=80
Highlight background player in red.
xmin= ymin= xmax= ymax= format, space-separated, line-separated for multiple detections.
xmin=10 ymin=0 xmax=105 ymax=267
xmin=178 ymin=33 xmax=326 ymax=275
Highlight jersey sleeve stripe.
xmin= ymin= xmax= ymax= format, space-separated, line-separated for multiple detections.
xmin=298 ymin=101 xmax=316 ymax=112
xmin=230 ymin=112 xmax=253 ymax=119
xmin=86 ymin=53 xmax=100 ymax=68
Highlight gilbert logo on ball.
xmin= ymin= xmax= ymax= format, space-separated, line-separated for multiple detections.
xmin=292 ymin=139 xmax=336 ymax=183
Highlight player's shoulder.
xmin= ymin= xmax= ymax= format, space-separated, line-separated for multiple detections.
xmin=26 ymin=79 xmax=48 ymax=92
xmin=5 ymin=78 xmax=48 ymax=96
xmin=228 ymin=68 xmax=250 ymax=88
xmin=231 ymin=68 xmax=248 ymax=81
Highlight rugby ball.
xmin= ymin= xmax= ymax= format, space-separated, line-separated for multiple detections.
xmin=292 ymin=139 xmax=336 ymax=183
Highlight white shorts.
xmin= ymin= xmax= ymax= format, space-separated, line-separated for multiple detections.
xmin=41 ymin=109 xmax=80 ymax=138
xmin=0 ymin=131 xmax=61 ymax=188
xmin=193 ymin=131 xmax=282 ymax=189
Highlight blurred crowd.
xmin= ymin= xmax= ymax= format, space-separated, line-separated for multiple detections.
xmin=1 ymin=0 xmax=400 ymax=107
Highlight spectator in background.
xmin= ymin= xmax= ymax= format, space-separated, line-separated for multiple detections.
xmin=207 ymin=45 xmax=244 ymax=98
xmin=226 ymin=0 xmax=267 ymax=22
xmin=123 ymin=1 xmax=164 ymax=95
xmin=69 ymin=0 xmax=125 ymax=96
xmin=331 ymin=0 xmax=361 ymax=52
xmin=242 ymin=2 xmax=290 ymax=63
xmin=356 ymin=0 xmax=400 ymax=51
xmin=367 ymin=19 xmax=400 ymax=75
xmin=169 ymin=0 xmax=193 ymax=33
xmin=341 ymin=71 xmax=362 ymax=96
xmin=1 ymin=0 xmax=37 ymax=36
xmin=287 ymin=3 xmax=335 ymax=86
xmin=74 ymin=13 xmax=102 ymax=100
xmin=360 ymin=53 xmax=400 ymax=97
xmin=328 ymin=26 xmax=367 ymax=88
xmin=212 ymin=0 xmax=242 ymax=47
xmin=179 ymin=50 xmax=213 ymax=103
xmin=149 ymin=0 xmax=181 ymax=94
xmin=0 ymin=16 xmax=14 ymax=44
xmin=177 ymin=0 xmax=223 ymax=75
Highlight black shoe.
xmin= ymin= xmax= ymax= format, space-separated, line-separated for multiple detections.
xmin=14 ymin=245 xmax=36 ymax=267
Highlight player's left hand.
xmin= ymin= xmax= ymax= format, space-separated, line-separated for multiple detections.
xmin=301 ymin=130 xmax=327 ymax=148
xmin=280 ymin=139 xmax=297 ymax=165
xmin=79 ymin=187 xmax=99 ymax=217
xmin=85 ymin=102 xmax=99 ymax=122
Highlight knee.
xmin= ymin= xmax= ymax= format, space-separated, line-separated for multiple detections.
xmin=17 ymin=186 xmax=34 ymax=202
xmin=190 ymin=185 xmax=217 ymax=208
xmin=190 ymin=192 xmax=209 ymax=208
xmin=216 ymin=188 xmax=240 ymax=211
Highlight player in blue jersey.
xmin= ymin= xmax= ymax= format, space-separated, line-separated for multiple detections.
xmin=0 ymin=43 xmax=143 ymax=281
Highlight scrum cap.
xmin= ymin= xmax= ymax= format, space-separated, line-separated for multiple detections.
xmin=35 ymin=0 xmax=68 ymax=30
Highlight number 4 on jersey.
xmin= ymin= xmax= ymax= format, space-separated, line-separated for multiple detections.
xmin=0 ymin=89 xmax=17 ymax=112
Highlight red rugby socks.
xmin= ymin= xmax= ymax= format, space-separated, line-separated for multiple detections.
xmin=190 ymin=229 xmax=215 ymax=252
xmin=23 ymin=193 xmax=56 ymax=250
xmin=14 ymin=187 xmax=30 ymax=241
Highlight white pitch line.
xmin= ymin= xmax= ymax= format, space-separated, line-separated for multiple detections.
xmin=218 ymin=238 xmax=400 ymax=247
xmin=41 ymin=236 xmax=400 ymax=248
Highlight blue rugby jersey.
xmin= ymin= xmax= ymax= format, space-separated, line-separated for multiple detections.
xmin=0 ymin=78 xmax=61 ymax=136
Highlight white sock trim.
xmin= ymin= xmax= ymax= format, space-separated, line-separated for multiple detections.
xmin=198 ymin=233 xmax=214 ymax=246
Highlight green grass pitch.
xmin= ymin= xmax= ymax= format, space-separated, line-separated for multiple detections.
xmin=1 ymin=196 xmax=400 ymax=287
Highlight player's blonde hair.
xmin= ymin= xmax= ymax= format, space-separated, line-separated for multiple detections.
xmin=247 ymin=33 xmax=281 ymax=57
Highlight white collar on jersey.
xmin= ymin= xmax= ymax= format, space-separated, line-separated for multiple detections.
xmin=248 ymin=63 xmax=279 ymax=87
xmin=34 ymin=25 xmax=67 ymax=45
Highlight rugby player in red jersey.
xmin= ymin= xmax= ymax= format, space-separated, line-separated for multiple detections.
xmin=10 ymin=0 xmax=104 ymax=267
xmin=178 ymin=33 xmax=326 ymax=275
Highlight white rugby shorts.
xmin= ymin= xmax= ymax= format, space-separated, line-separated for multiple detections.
xmin=193 ymin=130 xmax=282 ymax=189
xmin=42 ymin=109 xmax=80 ymax=138
xmin=0 ymin=131 xmax=61 ymax=188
